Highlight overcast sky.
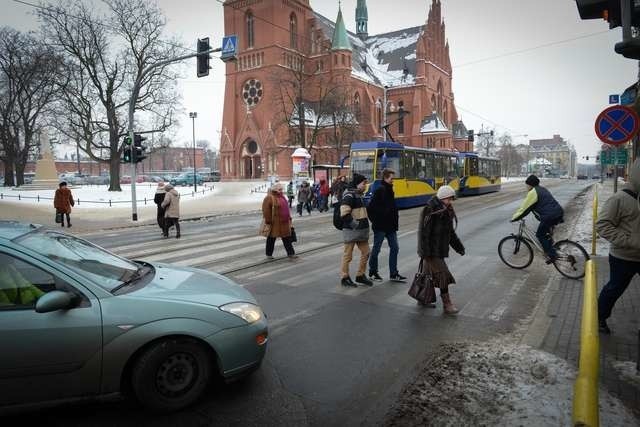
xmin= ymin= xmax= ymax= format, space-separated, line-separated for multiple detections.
xmin=2 ymin=0 xmax=636 ymax=161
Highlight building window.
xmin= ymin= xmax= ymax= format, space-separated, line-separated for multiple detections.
xmin=246 ymin=11 xmax=255 ymax=48
xmin=290 ymin=13 xmax=298 ymax=49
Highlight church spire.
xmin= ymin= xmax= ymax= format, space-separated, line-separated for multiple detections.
xmin=356 ymin=0 xmax=368 ymax=41
xmin=331 ymin=4 xmax=352 ymax=51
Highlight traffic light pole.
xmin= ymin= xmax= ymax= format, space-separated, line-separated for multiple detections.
xmin=127 ymin=47 xmax=220 ymax=221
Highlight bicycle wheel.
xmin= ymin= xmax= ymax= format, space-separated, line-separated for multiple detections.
xmin=498 ymin=235 xmax=534 ymax=269
xmin=552 ymin=240 xmax=590 ymax=279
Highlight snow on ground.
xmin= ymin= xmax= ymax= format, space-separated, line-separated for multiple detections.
xmin=570 ymin=182 xmax=613 ymax=257
xmin=383 ymin=340 xmax=637 ymax=427
xmin=611 ymin=361 xmax=640 ymax=387
xmin=0 ymin=181 xmax=269 ymax=209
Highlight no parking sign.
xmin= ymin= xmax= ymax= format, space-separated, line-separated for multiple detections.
xmin=595 ymin=105 xmax=639 ymax=146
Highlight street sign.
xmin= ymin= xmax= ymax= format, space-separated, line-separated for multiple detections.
xmin=599 ymin=149 xmax=628 ymax=165
xmin=594 ymin=105 xmax=640 ymax=146
xmin=609 ymin=94 xmax=620 ymax=104
xmin=221 ymin=35 xmax=237 ymax=62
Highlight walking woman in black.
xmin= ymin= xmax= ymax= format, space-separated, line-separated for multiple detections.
xmin=417 ymin=185 xmax=465 ymax=314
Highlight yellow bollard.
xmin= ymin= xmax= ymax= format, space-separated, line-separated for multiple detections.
xmin=591 ymin=186 xmax=598 ymax=256
xmin=572 ymin=260 xmax=600 ymax=427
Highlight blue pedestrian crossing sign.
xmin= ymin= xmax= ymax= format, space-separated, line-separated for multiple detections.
xmin=595 ymin=105 xmax=640 ymax=146
xmin=221 ymin=35 xmax=237 ymax=62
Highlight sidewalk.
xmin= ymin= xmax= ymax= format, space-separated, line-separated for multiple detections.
xmin=536 ymin=180 xmax=640 ymax=418
xmin=0 ymin=181 xmax=269 ymax=232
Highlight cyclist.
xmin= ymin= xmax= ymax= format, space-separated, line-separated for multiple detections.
xmin=511 ymin=175 xmax=564 ymax=263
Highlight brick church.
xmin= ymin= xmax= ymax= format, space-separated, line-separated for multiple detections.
xmin=220 ymin=0 xmax=471 ymax=179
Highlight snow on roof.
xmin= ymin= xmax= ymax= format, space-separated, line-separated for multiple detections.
xmin=420 ymin=111 xmax=449 ymax=134
xmin=313 ymin=12 xmax=422 ymax=87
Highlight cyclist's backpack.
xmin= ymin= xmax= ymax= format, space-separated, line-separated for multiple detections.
xmin=333 ymin=202 xmax=343 ymax=230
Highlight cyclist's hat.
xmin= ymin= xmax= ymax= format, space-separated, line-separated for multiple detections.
xmin=525 ymin=175 xmax=540 ymax=187
xmin=437 ymin=185 xmax=456 ymax=200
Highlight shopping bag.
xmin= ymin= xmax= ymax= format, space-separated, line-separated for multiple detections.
xmin=408 ymin=260 xmax=436 ymax=304
xmin=258 ymin=220 xmax=271 ymax=237
xmin=290 ymin=227 xmax=297 ymax=243
xmin=55 ymin=212 xmax=63 ymax=224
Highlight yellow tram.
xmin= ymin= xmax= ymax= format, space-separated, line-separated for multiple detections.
xmin=349 ymin=141 xmax=501 ymax=208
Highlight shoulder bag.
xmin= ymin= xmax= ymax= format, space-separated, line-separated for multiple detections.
xmin=258 ymin=196 xmax=275 ymax=237
xmin=408 ymin=259 xmax=436 ymax=304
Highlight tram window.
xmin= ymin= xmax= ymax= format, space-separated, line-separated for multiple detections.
xmin=376 ymin=150 xmax=402 ymax=178
xmin=416 ymin=153 xmax=427 ymax=179
xmin=446 ymin=156 xmax=459 ymax=180
xmin=350 ymin=150 xmax=375 ymax=181
xmin=467 ymin=157 xmax=478 ymax=176
xmin=434 ymin=156 xmax=444 ymax=178
xmin=425 ymin=154 xmax=434 ymax=178
xmin=404 ymin=152 xmax=417 ymax=179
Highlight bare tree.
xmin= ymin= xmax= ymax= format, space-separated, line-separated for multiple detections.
xmin=0 ymin=27 xmax=62 ymax=186
xmin=496 ymin=133 xmax=523 ymax=178
xmin=37 ymin=0 xmax=184 ymax=190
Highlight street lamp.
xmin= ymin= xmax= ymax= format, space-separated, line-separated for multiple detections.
xmin=189 ymin=112 xmax=198 ymax=192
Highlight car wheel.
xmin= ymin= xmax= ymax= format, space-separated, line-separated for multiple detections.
xmin=131 ymin=338 xmax=212 ymax=412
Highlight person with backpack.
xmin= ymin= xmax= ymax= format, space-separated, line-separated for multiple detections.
xmin=367 ymin=168 xmax=406 ymax=282
xmin=596 ymin=159 xmax=640 ymax=334
xmin=339 ymin=174 xmax=373 ymax=287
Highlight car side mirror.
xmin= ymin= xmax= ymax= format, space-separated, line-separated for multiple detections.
xmin=35 ymin=290 xmax=74 ymax=313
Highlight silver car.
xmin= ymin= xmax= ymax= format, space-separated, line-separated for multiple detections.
xmin=0 ymin=221 xmax=268 ymax=413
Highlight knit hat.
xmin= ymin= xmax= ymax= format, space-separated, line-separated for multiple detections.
xmin=164 ymin=184 xmax=174 ymax=191
xmin=271 ymin=182 xmax=283 ymax=192
xmin=436 ymin=185 xmax=456 ymax=200
xmin=525 ymin=175 xmax=540 ymax=187
xmin=157 ymin=181 xmax=165 ymax=188
xmin=352 ymin=173 xmax=367 ymax=187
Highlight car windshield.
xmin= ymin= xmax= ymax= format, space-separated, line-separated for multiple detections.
xmin=15 ymin=230 xmax=140 ymax=292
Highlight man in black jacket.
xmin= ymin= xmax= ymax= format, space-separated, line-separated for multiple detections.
xmin=367 ymin=168 xmax=406 ymax=282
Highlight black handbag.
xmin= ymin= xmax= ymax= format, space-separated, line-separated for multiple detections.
xmin=408 ymin=259 xmax=436 ymax=304
xmin=55 ymin=212 xmax=63 ymax=224
xmin=290 ymin=227 xmax=297 ymax=243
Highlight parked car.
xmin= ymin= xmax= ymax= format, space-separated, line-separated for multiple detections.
xmin=87 ymin=175 xmax=110 ymax=185
xmin=170 ymin=173 xmax=204 ymax=186
xmin=0 ymin=221 xmax=267 ymax=413
xmin=148 ymin=175 xmax=164 ymax=183
xmin=120 ymin=175 xmax=132 ymax=184
xmin=591 ymin=175 xmax=600 ymax=180
xmin=577 ymin=175 xmax=589 ymax=180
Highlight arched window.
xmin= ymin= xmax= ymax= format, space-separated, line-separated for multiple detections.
xmin=431 ymin=95 xmax=437 ymax=112
xmin=398 ymin=100 xmax=405 ymax=135
xmin=290 ymin=13 xmax=298 ymax=49
xmin=246 ymin=11 xmax=255 ymax=48
xmin=437 ymin=80 xmax=444 ymax=116
xmin=354 ymin=92 xmax=361 ymax=119
xmin=443 ymin=101 xmax=448 ymax=125
xmin=377 ymin=99 xmax=382 ymax=133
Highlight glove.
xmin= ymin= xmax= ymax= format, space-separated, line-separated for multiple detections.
xmin=459 ymin=250 xmax=465 ymax=256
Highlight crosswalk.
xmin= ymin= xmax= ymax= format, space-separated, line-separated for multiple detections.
xmin=99 ymin=226 xmax=535 ymax=323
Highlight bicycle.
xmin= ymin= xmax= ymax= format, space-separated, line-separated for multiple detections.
xmin=497 ymin=219 xmax=589 ymax=279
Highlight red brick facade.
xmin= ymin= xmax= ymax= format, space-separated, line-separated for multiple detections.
xmin=220 ymin=0 xmax=467 ymax=179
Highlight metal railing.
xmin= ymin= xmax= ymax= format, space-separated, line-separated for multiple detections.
xmin=0 ymin=184 xmax=214 ymax=207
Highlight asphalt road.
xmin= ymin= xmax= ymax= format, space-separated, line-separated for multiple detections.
xmin=3 ymin=179 xmax=594 ymax=426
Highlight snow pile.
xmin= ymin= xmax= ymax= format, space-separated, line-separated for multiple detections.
xmin=384 ymin=341 xmax=637 ymax=426
xmin=611 ymin=361 xmax=640 ymax=388
xmin=570 ymin=184 xmax=610 ymax=256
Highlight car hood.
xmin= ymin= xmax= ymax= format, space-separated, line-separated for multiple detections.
xmin=126 ymin=262 xmax=257 ymax=308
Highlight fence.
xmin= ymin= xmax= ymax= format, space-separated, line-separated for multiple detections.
xmin=0 ymin=184 xmax=215 ymax=207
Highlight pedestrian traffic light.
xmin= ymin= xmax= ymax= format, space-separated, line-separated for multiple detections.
xmin=575 ymin=0 xmax=621 ymax=28
xmin=133 ymin=133 xmax=147 ymax=163
xmin=467 ymin=130 xmax=474 ymax=142
xmin=121 ymin=136 xmax=132 ymax=164
xmin=197 ymin=38 xmax=211 ymax=78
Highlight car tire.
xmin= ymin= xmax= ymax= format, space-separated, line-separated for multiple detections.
xmin=131 ymin=338 xmax=212 ymax=412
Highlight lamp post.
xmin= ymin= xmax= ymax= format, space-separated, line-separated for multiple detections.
xmin=189 ymin=112 xmax=198 ymax=192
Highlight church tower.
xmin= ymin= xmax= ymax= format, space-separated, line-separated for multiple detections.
xmin=356 ymin=0 xmax=368 ymax=41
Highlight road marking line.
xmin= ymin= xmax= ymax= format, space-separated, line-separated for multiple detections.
xmin=484 ymin=274 xmax=530 ymax=321
xmin=115 ymin=234 xmax=247 ymax=257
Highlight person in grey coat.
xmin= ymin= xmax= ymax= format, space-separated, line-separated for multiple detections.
xmin=597 ymin=159 xmax=640 ymax=334
xmin=161 ymin=184 xmax=181 ymax=239
xmin=339 ymin=174 xmax=373 ymax=287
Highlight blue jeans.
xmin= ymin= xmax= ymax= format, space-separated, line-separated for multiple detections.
xmin=598 ymin=255 xmax=640 ymax=321
xmin=369 ymin=230 xmax=399 ymax=276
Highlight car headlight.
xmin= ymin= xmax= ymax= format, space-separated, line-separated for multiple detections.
xmin=220 ymin=302 xmax=263 ymax=324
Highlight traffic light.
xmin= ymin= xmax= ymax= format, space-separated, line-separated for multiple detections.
xmin=467 ymin=130 xmax=474 ymax=142
xmin=197 ymin=38 xmax=211 ymax=78
xmin=121 ymin=136 xmax=132 ymax=164
xmin=576 ymin=1 xmax=640 ymax=58
xmin=575 ymin=0 xmax=621 ymax=28
xmin=133 ymin=134 xmax=147 ymax=163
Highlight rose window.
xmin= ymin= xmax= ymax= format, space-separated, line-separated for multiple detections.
xmin=242 ymin=79 xmax=263 ymax=107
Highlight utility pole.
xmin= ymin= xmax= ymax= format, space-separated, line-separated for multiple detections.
xmin=190 ymin=112 xmax=198 ymax=192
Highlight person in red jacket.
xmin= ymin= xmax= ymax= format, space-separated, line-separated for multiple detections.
xmin=53 ymin=181 xmax=75 ymax=228
xmin=319 ymin=179 xmax=330 ymax=212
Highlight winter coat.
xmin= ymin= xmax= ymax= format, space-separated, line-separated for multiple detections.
xmin=262 ymin=192 xmax=292 ymax=238
xmin=297 ymin=186 xmax=312 ymax=203
xmin=417 ymin=197 xmax=465 ymax=258
xmin=319 ymin=180 xmax=330 ymax=197
xmin=512 ymin=185 xmax=563 ymax=222
xmin=596 ymin=159 xmax=640 ymax=262
xmin=154 ymin=189 xmax=166 ymax=207
xmin=340 ymin=186 xmax=369 ymax=242
xmin=53 ymin=187 xmax=74 ymax=214
xmin=367 ymin=180 xmax=399 ymax=232
xmin=331 ymin=179 xmax=348 ymax=205
xmin=161 ymin=188 xmax=180 ymax=218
